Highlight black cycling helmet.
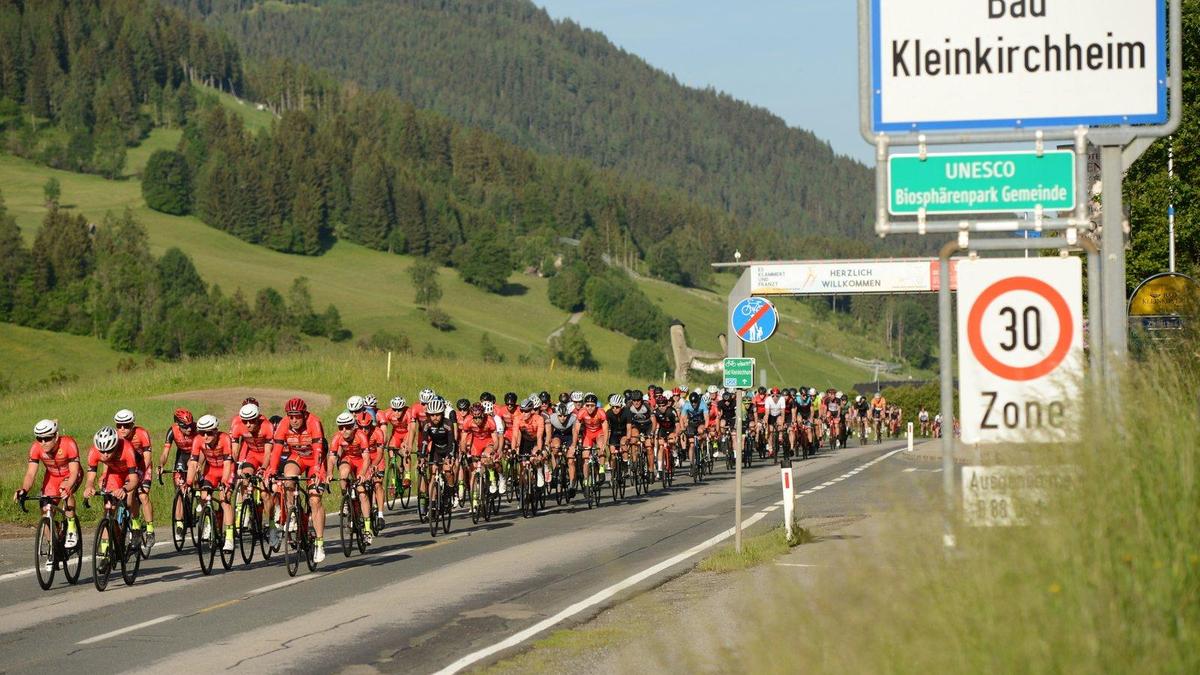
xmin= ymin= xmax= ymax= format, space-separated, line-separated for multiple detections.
xmin=558 ymin=392 xmax=570 ymax=403
xmin=722 ymin=391 xmax=734 ymax=401
xmin=622 ymin=389 xmax=633 ymax=399
xmin=629 ymin=390 xmax=644 ymax=402
xmin=688 ymin=392 xmax=701 ymax=406
xmin=479 ymin=391 xmax=495 ymax=403
xmin=456 ymin=398 xmax=471 ymax=411
xmin=584 ymin=393 xmax=599 ymax=404
xmin=539 ymin=391 xmax=551 ymax=404
xmin=555 ymin=403 xmax=570 ymax=416
xmin=757 ymin=386 xmax=767 ymax=394
xmin=504 ymin=392 xmax=518 ymax=405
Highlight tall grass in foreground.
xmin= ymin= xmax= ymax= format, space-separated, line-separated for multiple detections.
xmin=711 ymin=351 xmax=1197 ymax=673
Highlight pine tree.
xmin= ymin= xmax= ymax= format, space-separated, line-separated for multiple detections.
xmin=142 ymin=150 xmax=192 ymax=214
xmin=409 ymin=258 xmax=442 ymax=307
xmin=346 ymin=148 xmax=393 ymax=250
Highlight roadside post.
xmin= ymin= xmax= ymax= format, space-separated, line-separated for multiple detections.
xmin=906 ymin=422 xmax=913 ymax=452
xmin=780 ymin=454 xmax=795 ymax=541
xmin=724 ymin=356 xmax=755 ymax=554
xmin=386 ymin=350 xmax=392 ymax=381
xmin=727 ymin=297 xmax=776 ymax=556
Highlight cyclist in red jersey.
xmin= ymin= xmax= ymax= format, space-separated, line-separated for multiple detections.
xmin=513 ymin=396 xmax=548 ymax=486
xmin=114 ymin=409 xmax=156 ymax=547
xmin=230 ymin=403 xmax=275 ymax=545
xmin=573 ymin=393 xmax=609 ymax=485
xmin=458 ymin=403 xmax=499 ymax=508
xmin=497 ymin=393 xmax=522 ymax=494
xmin=379 ymin=396 xmax=415 ymax=496
xmin=83 ymin=426 xmax=140 ymax=511
xmin=355 ymin=411 xmax=388 ymax=529
xmin=268 ymin=397 xmax=328 ymax=563
xmin=228 ymin=396 xmax=260 ymax=439
xmin=186 ymin=415 xmax=235 ymax=552
xmin=157 ymin=408 xmax=198 ymax=540
xmin=15 ymin=419 xmax=82 ymax=548
xmin=330 ymin=412 xmax=376 ymax=542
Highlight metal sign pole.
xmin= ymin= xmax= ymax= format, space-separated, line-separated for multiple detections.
xmin=734 ymin=389 xmax=743 ymax=554
xmin=1100 ymin=145 xmax=1128 ymax=367
xmin=937 ymin=242 xmax=957 ymax=547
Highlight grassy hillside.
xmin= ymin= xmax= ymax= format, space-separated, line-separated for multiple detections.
xmin=0 ymin=324 xmax=129 ymax=389
xmin=0 ymin=125 xmax=918 ymax=390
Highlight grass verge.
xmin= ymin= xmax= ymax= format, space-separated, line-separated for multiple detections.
xmin=697 ymin=524 xmax=813 ymax=573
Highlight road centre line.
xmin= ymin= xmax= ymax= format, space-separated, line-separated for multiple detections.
xmin=77 ymin=614 xmax=179 ymax=645
xmin=438 ymin=447 xmax=905 ymax=674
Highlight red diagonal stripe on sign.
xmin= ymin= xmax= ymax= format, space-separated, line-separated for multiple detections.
xmin=737 ymin=302 xmax=771 ymax=338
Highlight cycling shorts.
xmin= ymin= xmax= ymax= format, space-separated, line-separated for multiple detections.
xmin=387 ymin=429 xmax=409 ymax=449
xmin=240 ymin=452 xmax=266 ymax=472
xmin=102 ymin=471 xmax=135 ymax=494
xmin=199 ymin=464 xmax=225 ymax=489
xmin=285 ymin=453 xmax=324 ymax=481
xmin=767 ymin=414 xmax=781 ymax=426
xmin=581 ymin=428 xmax=605 ymax=448
xmin=519 ymin=437 xmax=539 ymax=455
xmin=41 ymin=473 xmax=78 ymax=498
xmin=684 ymin=422 xmax=702 ymax=437
xmin=655 ymin=427 xmax=676 ymax=438
xmin=338 ymin=454 xmax=367 ymax=477
xmin=469 ymin=438 xmax=493 ymax=457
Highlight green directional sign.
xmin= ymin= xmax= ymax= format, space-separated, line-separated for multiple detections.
xmin=723 ymin=357 xmax=755 ymax=389
xmin=888 ymin=150 xmax=1075 ymax=216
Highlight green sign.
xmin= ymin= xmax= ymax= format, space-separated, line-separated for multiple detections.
xmin=722 ymin=358 xmax=755 ymax=389
xmin=888 ymin=150 xmax=1075 ymax=216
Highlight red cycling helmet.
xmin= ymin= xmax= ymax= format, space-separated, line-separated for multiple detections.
xmin=355 ymin=412 xmax=373 ymax=427
xmin=285 ymin=397 xmax=308 ymax=414
xmin=770 ymin=387 xmax=780 ymax=395
xmin=174 ymin=408 xmax=194 ymax=426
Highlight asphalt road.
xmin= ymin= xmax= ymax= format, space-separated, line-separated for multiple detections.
xmin=0 ymin=440 xmax=916 ymax=674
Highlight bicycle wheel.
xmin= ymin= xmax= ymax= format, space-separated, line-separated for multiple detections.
xmin=470 ymin=474 xmax=482 ymax=525
xmin=195 ymin=509 xmax=214 ymax=575
xmin=440 ymin=484 xmax=453 ymax=533
xmin=339 ymin=493 xmax=353 ymax=557
xmin=188 ymin=493 xmax=202 ymax=547
xmin=238 ymin=500 xmax=256 ymax=564
xmin=427 ymin=481 xmax=440 ymax=538
xmin=122 ymin=524 xmax=141 ymax=586
xmin=92 ymin=518 xmax=113 ymax=591
xmin=284 ymin=505 xmax=300 ymax=577
xmin=304 ymin=520 xmax=318 ymax=572
xmin=259 ymin=501 xmax=275 ymax=561
xmin=384 ymin=459 xmax=399 ymax=511
xmin=399 ymin=458 xmax=412 ymax=510
xmin=610 ymin=461 xmax=620 ymax=503
xmin=482 ymin=472 xmax=493 ymax=522
xmin=171 ymin=490 xmax=187 ymax=551
xmin=354 ymin=501 xmax=368 ymax=554
xmin=62 ymin=513 xmax=82 ymax=584
xmin=34 ymin=517 xmax=56 ymax=590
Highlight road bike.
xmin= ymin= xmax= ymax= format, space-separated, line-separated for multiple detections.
xmin=277 ymin=476 xmax=319 ymax=577
xmin=338 ymin=475 xmax=371 ymax=557
xmin=195 ymin=483 xmax=235 ymax=575
xmin=86 ymin=491 xmax=140 ymax=591
xmin=426 ymin=457 xmax=453 ymax=536
xmin=383 ymin=446 xmax=412 ymax=511
xmin=467 ymin=457 xmax=492 ymax=524
xmin=231 ymin=472 xmax=271 ymax=564
xmin=19 ymin=493 xmax=82 ymax=590
xmin=161 ymin=468 xmax=201 ymax=551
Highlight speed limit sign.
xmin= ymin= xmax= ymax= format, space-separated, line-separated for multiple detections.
xmin=956 ymin=258 xmax=1084 ymax=444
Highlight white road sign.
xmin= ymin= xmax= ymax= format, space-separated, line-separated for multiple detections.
xmin=751 ymin=259 xmax=957 ymax=295
xmin=962 ymin=465 xmax=1077 ymax=526
xmin=870 ymin=0 xmax=1166 ymax=131
xmin=956 ymin=257 xmax=1083 ymax=444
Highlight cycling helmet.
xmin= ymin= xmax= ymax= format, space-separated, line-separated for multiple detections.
xmin=558 ymin=392 xmax=570 ymax=404
xmin=426 ymin=398 xmax=447 ymax=415
xmin=390 ymin=396 xmax=406 ymax=410
xmin=688 ymin=392 xmax=701 ymax=406
xmin=335 ymin=411 xmax=355 ymax=427
xmin=873 ymin=392 xmax=882 ymax=399
xmin=34 ymin=419 xmax=58 ymax=437
xmin=355 ymin=411 xmax=374 ymax=427
xmin=629 ymin=390 xmax=644 ymax=402
xmin=707 ymin=385 xmax=718 ymax=395
xmin=419 ymin=388 xmax=435 ymax=404
xmin=285 ymin=397 xmax=308 ymax=413
xmin=836 ymin=391 xmax=845 ymax=399
xmin=655 ymin=396 xmax=668 ymax=406
xmin=114 ymin=409 xmax=135 ymax=425
xmin=809 ymin=388 xmax=818 ymax=396
xmin=468 ymin=403 xmax=484 ymax=417
xmin=722 ymin=391 xmax=734 ymax=401
xmin=623 ymin=389 xmax=633 ymax=399
xmin=539 ymin=391 xmax=551 ymax=404
xmin=584 ymin=393 xmax=599 ymax=404
xmin=663 ymin=390 xmax=675 ymax=400
xmin=93 ymin=426 xmax=119 ymax=452
xmin=480 ymin=391 xmax=495 ymax=403
xmin=174 ymin=408 xmax=194 ymax=426
xmin=481 ymin=401 xmax=495 ymax=415
xmin=364 ymin=394 xmax=377 ymax=408
xmin=757 ymin=387 xmax=767 ymax=395
xmin=347 ymin=395 xmax=366 ymax=412
xmin=555 ymin=403 xmax=570 ymax=416
xmin=856 ymin=395 xmax=864 ymax=403
xmin=456 ymin=398 xmax=471 ymax=412
xmin=520 ymin=398 xmax=536 ymax=412
xmin=239 ymin=403 xmax=260 ymax=421
xmin=196 ymin=415 xmax=219 ymax=432
xmin=504 ymin=392 xmax=518 ymax=405
xmin=609 ymin=394 xmax=625 ymax=407
xmin=770 ymin=387 xmax=780 ymax=395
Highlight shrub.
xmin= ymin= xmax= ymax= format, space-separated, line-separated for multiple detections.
xmin=627 ymin=339 xmax=670 ymax=379
xmin=142 ymin=150 xmax=192 ymax=215
xmin=358 ymin=330 xmax=413 ymax=354
xmin=548 ymin=262 xmax=588 ymax=312
xmin=551 ymin=323 xmax=598 ymax=371
xmin=427 ymin=307 xmax=455 ymax=331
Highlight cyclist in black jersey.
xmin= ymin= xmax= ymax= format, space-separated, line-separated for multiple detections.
xmin=651 ymin=396 xmax=678 ymax=479
xmin=547 ymin=404 xmax=576 ymax=497
xmin=606 ymin=395 xmax=628 ymax=463
xmin=419 ymin=399 xmax=457 ymax=509
xmin=624 ymin=391 xmax=654 ymax=473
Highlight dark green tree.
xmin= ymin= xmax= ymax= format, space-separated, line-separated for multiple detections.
xmin=627 ymin=339 xmax=670 ymax=379
xmin=409 ymin=258 xmax=442 ymax=307
xmin=457 ymin=228 xmax=513 ymax=293
xmin=42 ymin=177 xmax=60 ymax=208
xmin=480 ymin=333 xmax=504 ymax=363
xmin=142 ymin=150 xmax=192 ymax=215
xmin=548 ymin=262 xmax=588 ymax=312
xmin=648 ymin=240 xmax=685 ymax=285
xmin=551 ymin=323 xmax=598 ymax=371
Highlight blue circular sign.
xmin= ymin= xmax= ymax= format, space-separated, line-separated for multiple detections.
xmin=732 ymin=297 xmax=777 ymax=344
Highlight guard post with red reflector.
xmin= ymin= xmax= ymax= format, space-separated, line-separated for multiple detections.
xmin=780 ymin=455 xmax=795 ymax=541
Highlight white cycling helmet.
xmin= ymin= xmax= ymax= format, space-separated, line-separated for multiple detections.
xmin=196 ymin=415 xmax=219 ymax=432
xmin=481 ymin=401 xmax=495 ymax=415
xmin=93 ymin=426 xmax=119 ymax=452
xmin=346 ymin=395 xmax=365 ymax=412
xmin=239 ymin=403 xmax=260 ymax=421
xmin=609 ymin=394 xmax=625 ymax=407
xmin=570 ymin=391 xmax=584 ymax=403
xmin=113 ymin=409 xmax=135 ymax=425
xmin=419 ymin=388 xmax=435 ymax=404
xmin=425 ymin=398 xmax=447 ymax=415
xmin=364 ymin=394 xmax=377 ymax=408
xmin=856 ymin=395 xmax=864 ymax=403
xmin=836 ymin=391 xmax=844 ymax=399
xmin=335 ymin=411 xmax=355 ymax=426
xmin=809 ymin=388 xmax=817 ymax=396
xmin=390 ymin=396 xmax=406 ymax=410
xmin=707 ymin=385 xmax=718 ymax=395
xmin=34 ymin=419 xmax=58 ymax=437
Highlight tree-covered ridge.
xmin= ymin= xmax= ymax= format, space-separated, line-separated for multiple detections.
xmin=0 ymin=0 xmax=241 ymax=176
xmin=168 ymin=0 xmax=873 ymax=239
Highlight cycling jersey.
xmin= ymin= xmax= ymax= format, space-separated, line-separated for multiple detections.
xmin=164 ymin=423 xmax=199 ymax=469
xmin=716 ymin=399 xmax=737 ymax=422
xmin=88 ymin=439 xmax=139 ymax=493
xmin=548 ymin=414 xmax=575 ymax=446
xmin=422 ymin=420 xmax=456 ymax=461
xmin=268 ymin=413 xmax=325 ymax=477
xmin=752 ymin=393 xmax=767 ymax=417
xmin=606 ymin=408 xmax=627 ymax=444
xmin=462 ymin=417 xmax=498 ymax=457
xmin=498 ymin=405 xmax=519 ymax=443
xmin=331 ymin=429 xmax=371 ymax=476
xmin=626 ymin=403 xmax=653 ymax=434
xmin=380 ymin=407 xmax=414 ymax=448
xmin=576 ymin=406 xmax=607 ymax=447
xmin=233 ymin=419 xmax=275 ymax=470
xmin=653 ymin=408 xmax=678 ymax=435
xmin=681 ymin=402 xmax=706 ymax=433
xmin=764 ymin=396 xmax=786 ymax=419
xmin=919 ymin=410 xmax=930 ymax=422
xmin=827 ymin=399 xmax=841 ymax=414
xmin=871 ymin=398 xmax=887 ymax=417
xmin=855 ymin=401 xmax=870 ymax=416
xmin=28 ymin=436 xmax=80 ymax=496
xmin=516 ymin=411 xmax=544 ymax=453
xmin=191 ymin=432 xmax=233 ymax=488
xmin=121 ymin=425 xmax=153 ymax=474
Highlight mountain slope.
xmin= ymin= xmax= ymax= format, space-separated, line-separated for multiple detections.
xmin=171 ymin=0 xmax=873 ymax=239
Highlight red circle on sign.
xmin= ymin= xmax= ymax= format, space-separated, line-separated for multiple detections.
xmin=966 ymin=276 xmax=1073 ymax=381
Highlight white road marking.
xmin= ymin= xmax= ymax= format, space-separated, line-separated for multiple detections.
xmin=763 ymin=505 xmax=779 ymax=512
xmin=77 ymin=614 xmax=179 ymax=645
xmin=775 ymin=563 xmax=820 ymax=568
xmin=246 ymin=575 xmax=321 ymax=596
xmin=438 ymin=446 xmax=907 ymax=674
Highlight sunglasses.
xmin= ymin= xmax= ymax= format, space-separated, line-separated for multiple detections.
xmin=116 ymin=423 xmax=134 ymax=429
xmin=337 ymin=425 xmax=354 ymax=431
xmin=287 ymin=412 xmax=304 ymax=418
xmin=36 ymin=434 xmax=56 ymax=442
xmin=201 ymin=431 xmax=217 ymax=437
xmin=472 ymin=415 xmax=484 ymax=420
xmin=99 ymin=448 xmax=116 ymax=454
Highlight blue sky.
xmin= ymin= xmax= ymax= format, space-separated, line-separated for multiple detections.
xmin=534 ymin=1 xmax=872 ymax=164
